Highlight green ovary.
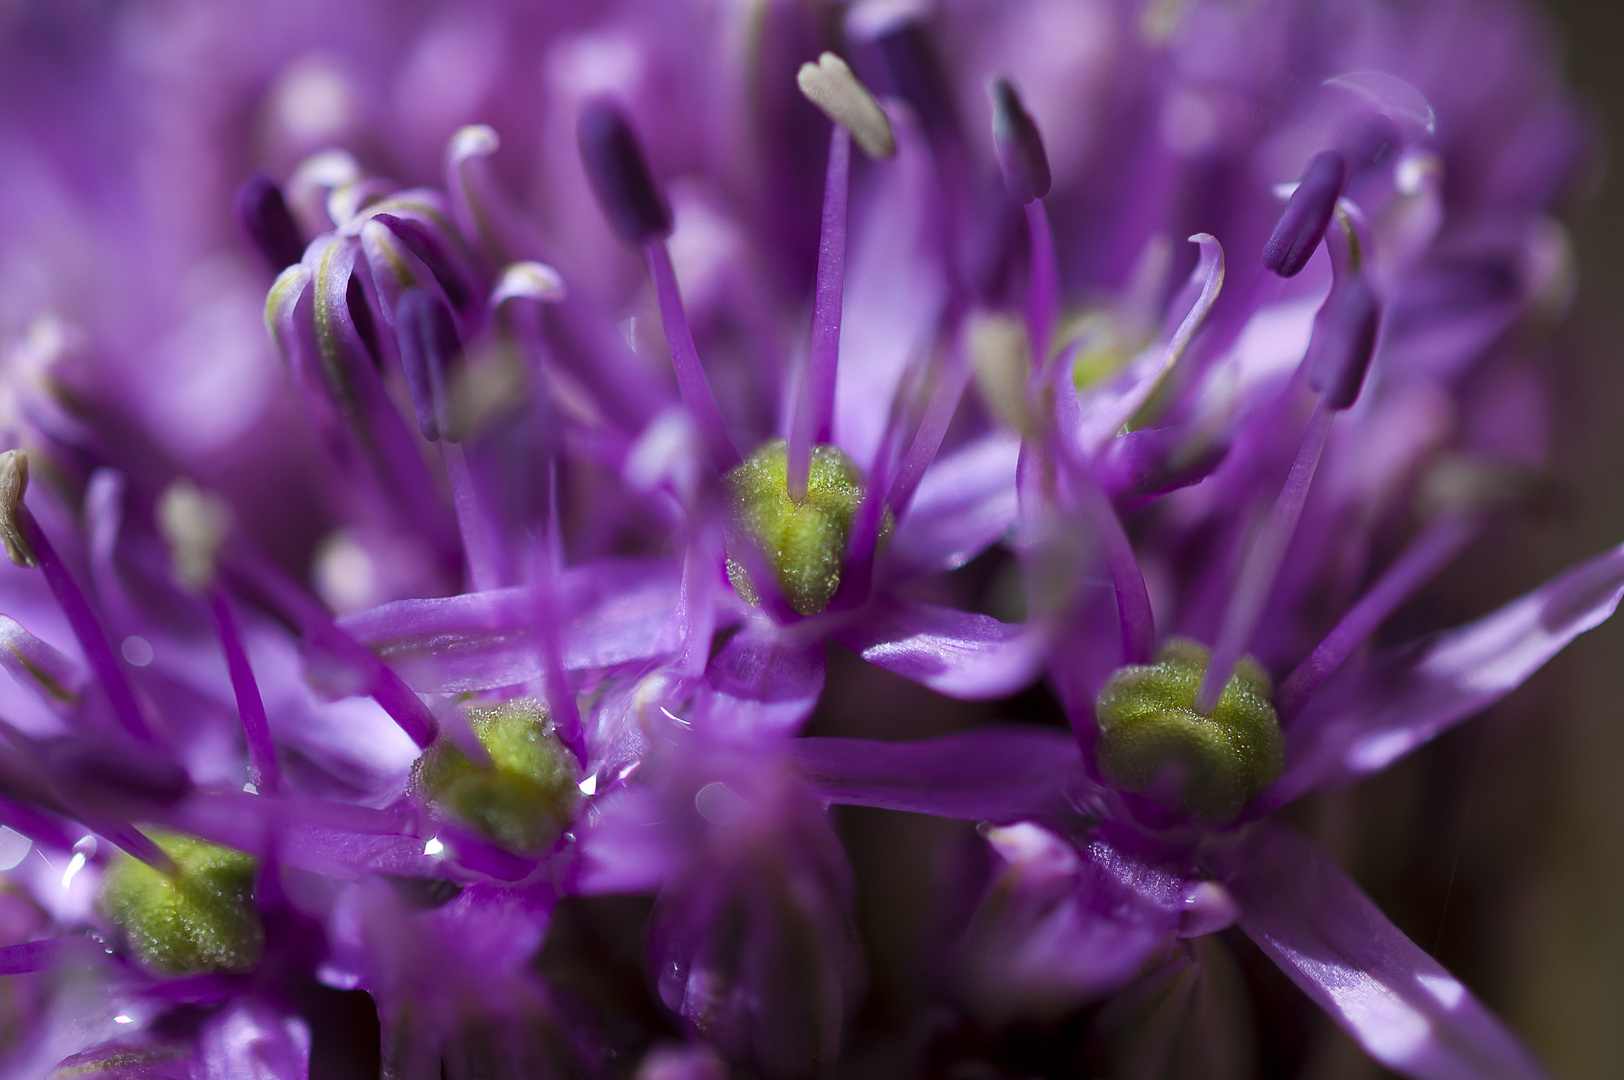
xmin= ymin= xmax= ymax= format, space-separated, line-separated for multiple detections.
xmin=725 ymin=439 xmax=890 ymax=617
xmin=1094 ymin=638 xmax=1284 ymax=824
xmin=97 ymin=832 xmax=263 ymax=976
xmin=410 ymin=698 xmax=580 ymax=855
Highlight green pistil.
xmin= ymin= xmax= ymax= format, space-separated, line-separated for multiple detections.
xmin=410 ymin=699 xmax=579 ymax=855
xmin=725 ymin=438 xmax=891 ymax=616
xmin=97 ymin=832 xmax=263 ymax=976
xmin=1094 ymin=638 xmax=1284 ymax=824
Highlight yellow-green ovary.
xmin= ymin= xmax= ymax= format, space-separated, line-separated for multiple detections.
xmin=97 ymin=832 xmax=263 ymax=976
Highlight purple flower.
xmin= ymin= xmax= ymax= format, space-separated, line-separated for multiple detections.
xmin=0 ymin=0 xmax=1599 ymax=1077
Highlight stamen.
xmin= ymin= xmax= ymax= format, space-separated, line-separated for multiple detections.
xmin=1023 ymin=201 xmax=1060 ymax=367
xmin=990 ymin=78 xmax=1051 ymax=205
xmin=395 ymin=288 xmax=462 ymax=443
xmin=1304 ymin=213 xmax=1381 ymax=411
xmin=1263 ymin=151 xmax=1347 ymax=278
xmin=233 ymin=173 xmax=306 ymax=273
xmin=156 ymin=480 xmax=232 ymax=593
xmin=210 ymin=593 xmax=279 ymax=795
xmin=577 ymin=101 xmax=673 ymax=246
xmin=796 ymin=53 xmax=897 ymax=160
xmin=646 ymin=243 xmax=739 ymax=471
xmin=0 ymin=451 xmax=151 ymax=742
xmin=788 ymin=121 xmax=852 ymax=499
xmin=224 ymin=547 xmax=437 ymax=748
xmin=1275 ymin=513 xmax=1477 ymax=720
xmin=1194 ymin=401 xmax=1334 ymax=714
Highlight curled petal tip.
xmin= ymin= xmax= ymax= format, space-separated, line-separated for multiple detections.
xmin=798 ymin=52 xmax=896 ymax=159
xmin=991 ymin=77 xmax=1051 ymax=204
xmin=0 ymin=450 xmax=35 ymax=569
xmin=1263 ymin=151 xmax=1347 ymax=277
xmin=492 ymin=261 xmax=568 ymax=307
xmin=578 ymin=101 xmax=673 ymax=245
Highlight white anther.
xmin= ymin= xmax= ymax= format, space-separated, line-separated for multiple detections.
xmin=967 ymin=312 xmax=1036 ymax=436
xmin=157 ymin=479 xmax=233 ymax=591
xmin=0 ymin=449 xmax=35 ymax=569
xmin=796 ymin=52 xmax=896 ymax=159
xmin=490 ymin=261 xmax=568 ymax=308
xmin=450 ymin=124 xmax=500 ymax=164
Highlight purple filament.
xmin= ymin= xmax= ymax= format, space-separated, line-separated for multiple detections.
xmin=223 ymin=547 xmax=437 ymax=748
xmin=1195 ymin=401 xmax=1334 ymax=714
xmin=19 ymin=510 xmax=151 ymax=743
xmin=788 ymin=124 xmax=853 ymax=500
xmin=645 ymin=242 xmax=739 ymax=473
xmin=1058 ymin=438 xmax=1157 ymax=665
xmin=1025 ymin=201 xmax=1059 ymax=368
xmin=1275 ymin=513 xmax=1478 ymax=721
xmin=444 ymin=442 xmax=501 ymax=593
xmin=0 ymin=936 xmax=105 ymax=975
xmin=211 ymin=591 xmax=279 ymax=794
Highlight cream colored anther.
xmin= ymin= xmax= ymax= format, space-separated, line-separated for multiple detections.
xmin=0 ymin=450 xmax=35 ymax=568
xmin=796 ymin=53 xmax=896 ymax=159
xmin=158 ymin=479 xmax=233 ymax=591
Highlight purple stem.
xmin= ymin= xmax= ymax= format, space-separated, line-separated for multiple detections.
xmin=1275 ymin=513 xmax=1478 ymax=721
xmin=444 ymin=442 xmax=501 ymax=592
xmin=1025 ymin=200 xmax=1059 ymax=367
xmin=18 ymin=510 xmax=150 ymax=743
xmin=788 ymin=125 xmax=853 ymax=499
xmin=1196 ymin=401 xmax=1334 ymax=714
xmin=645 ymin=242 xmax=738 ymax=473
xmin=210 ymin=591 xmax=279 ymax=794
xmin=223 ymin=548 xmax=436 ymax=748
xmin=0 ymin=794 xmax=77 ymax=852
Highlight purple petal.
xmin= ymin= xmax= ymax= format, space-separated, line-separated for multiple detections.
xmin=690 ymin=620 xmax=826 ymax=736
xmin=886 ymin=432 xmax=1020 ymax=577
xmin=1272 ymin=540 xmax=1624 ymax=804
xmin=962 ymin=823 xmax=1186 ymax=1018
xmin=195 ymin=1000 xmax=311 ymax=1080
xmin=338 ymin=558 xmax=683 ymax=692
xmin=1219 ymin=823 xmax=1550 ymax=1080
xmin=833 ymin=600 xmax=1044 ymax=700
xmin=793 ymin=726 xmax=1084 ymax=821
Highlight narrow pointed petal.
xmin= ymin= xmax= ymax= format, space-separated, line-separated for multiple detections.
xmin=338 ymin=559 xmax=684 ymax=692
xmin=886 ymin=432 xmax=1019 ymax=576
xmin=793 ymin=726 xmax=1084 ymax=821
xmin=690 ymin=621 xmax=827 ymax=736
xmin=1271 ymin=539 xmax=1624 ymax=804
xmin=1219 ymin=823 xmax=1551 ymax=1080
xmin=833 ymin=600 xmax=1045 ymax=700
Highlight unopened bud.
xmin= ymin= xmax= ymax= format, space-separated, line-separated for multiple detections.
xmin=797 ymin=52 xmax=896 ymax=159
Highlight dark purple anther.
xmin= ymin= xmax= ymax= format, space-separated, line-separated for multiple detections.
xmin=577 ymin=101 xmax=672 ymax=246
xmin=1263 ymin=151 xmax=1347 ymax=278
xmin=991 ymin=78 xmax=1051 ymax=205
xmin=396 ymin=288 xmax=463 ymax=442
xmin=233 ymin=173 xmax=305 ymax=273
xmin=1305 ymin=273 xmax=1380 ymax=410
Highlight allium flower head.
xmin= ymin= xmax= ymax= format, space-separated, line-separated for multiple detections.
xmin=0 ymin=0 xmax=1605 ymax=1077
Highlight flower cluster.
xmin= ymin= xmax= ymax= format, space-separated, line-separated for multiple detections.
xmin=0 ymin=0 xmax=1605 ymax=1077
